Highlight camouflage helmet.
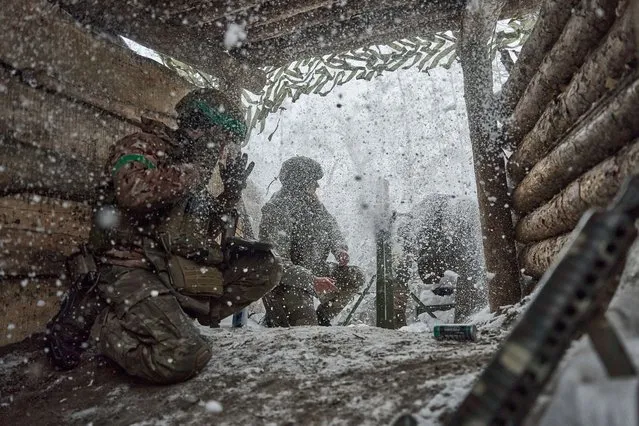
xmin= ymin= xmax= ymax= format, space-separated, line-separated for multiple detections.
xmin=279 ymin=156 xmax=323 ymax=189
xmin=174 ymin=88 xmax=247 ymax=138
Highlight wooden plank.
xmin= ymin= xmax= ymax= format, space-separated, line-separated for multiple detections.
xmin=1 ymin=0 xmax=194 ymax=125
xmin=0 ymin=196 xmax=90 ymax=277
xmin=0 ymin=138 xmax=100 ymax=203
xmin=0 ymin=278 xmax=64 ymax=347
xmin=0 ymin=196 xmax=90 ymax=239
xmin=0 ymin=67 xmax=137 ymax=164
xmin=0 ymin=230 xmax=85 ymax=277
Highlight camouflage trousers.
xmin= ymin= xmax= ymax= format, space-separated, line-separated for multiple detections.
xmin=48 ymin=249 xmax=281 ymax=384
xmin=263 ymin=263 xmax=364 ymax=327
xmin=92 ymin=249 xmax=281 ymax=384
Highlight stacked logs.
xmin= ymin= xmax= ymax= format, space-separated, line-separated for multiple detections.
xmin=502 ymin=0 xmax=638 ymax=278
xmin=0 ymin=0 xmax=196 ymax=345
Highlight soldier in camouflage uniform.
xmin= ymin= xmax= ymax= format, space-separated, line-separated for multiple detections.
xmin=46 ymin=89 xmax=282 ymax=384
xmin=259 ymin=156 xmax=364 ymax=326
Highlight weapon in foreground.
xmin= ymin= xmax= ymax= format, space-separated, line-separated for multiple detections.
xmin=448 ymin=175 xmax=639 ymax=425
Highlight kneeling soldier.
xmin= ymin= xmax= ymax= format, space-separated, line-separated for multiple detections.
xmin=46 ymin=89 xmax=282 ymax=384
xmin=260 ymin=157 xmax=364 ymax=326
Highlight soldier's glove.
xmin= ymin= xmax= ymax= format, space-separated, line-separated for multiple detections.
xmin=219 ymin=152 xmax=254 ymax=206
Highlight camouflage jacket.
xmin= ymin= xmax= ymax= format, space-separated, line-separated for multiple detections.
xmin=95 ymin=118 xmax=220 ymax=267
xmin=107 ymin=118 xmax=201 ymax=212
xmin=259 ymin=188 xmax=347 ymax=275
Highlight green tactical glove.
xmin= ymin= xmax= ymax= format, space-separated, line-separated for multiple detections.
xmin=219 ymin=152 xmax=254 ymax=206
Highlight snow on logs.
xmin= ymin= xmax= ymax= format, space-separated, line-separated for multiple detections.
xmin=499 ymin=0 xmax=581 ymax=117
xmin=508 ymin=8 xmax=637 ymax=183
xmin=502 ymin=0 xmax=621 ymax=146
xmin=518 ymin=234 xmax=573 ymax=279
xmin=512 ymin=73 xmax=639 ymax=215
xmin=505 ymin=0 xmax=639 ymax=278
xmin=516 ymin=137 xmax=639 ymax=243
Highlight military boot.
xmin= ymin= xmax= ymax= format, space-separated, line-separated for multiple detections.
xmin=46 ymin=272 xmax=104 ymax=370
xmin=316 ymin=304 xmax=332 ymax=326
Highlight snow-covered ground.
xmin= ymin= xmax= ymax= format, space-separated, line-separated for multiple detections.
xmin=0 ymin=308 xmax=514 ymax=426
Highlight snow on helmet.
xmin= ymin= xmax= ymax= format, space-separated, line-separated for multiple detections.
xmin=279 ymin=156 xmax=323 ymax=189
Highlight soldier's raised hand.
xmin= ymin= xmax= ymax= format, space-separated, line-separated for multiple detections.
xmin=219 ymin=152 xmax=255 ymax=201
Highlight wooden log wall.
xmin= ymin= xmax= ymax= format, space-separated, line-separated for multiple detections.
xmin=503 ymin=0 xmax=638 ymax=279
xmin=0 ymin=0 xmax=198 ymax=346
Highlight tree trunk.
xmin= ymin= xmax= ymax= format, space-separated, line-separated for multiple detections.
xmin=513 ymin=72 xmax=639 ymax=214
xmin=508 ymin=9 xmax=637 ymax=183
xmin=516 ymin=137 xmax=639 ymax=243
xmin=0 ymin=138 xmax=100 ymax=203
xmin=635 ymin=0 xmax=639 ymax=47
xmin=460 ymin=0 xmax=521 ymax=311
xmin=503 ymin=0 xmax=620 ymax=146
xmin=499 ymin=0 xmax=581 ymax=117
xmin=519 ymin=233 xmax=572 ymax=278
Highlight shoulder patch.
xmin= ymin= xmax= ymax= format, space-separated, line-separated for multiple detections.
xmin=112 ymin=154 xmax=156 ymax=176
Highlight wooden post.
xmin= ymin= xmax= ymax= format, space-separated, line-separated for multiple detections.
xmin=459 ymin=0 xmax=521 ymax=310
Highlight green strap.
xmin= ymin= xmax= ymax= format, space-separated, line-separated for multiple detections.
xmin=193 ymin=100 xmax=247 ymax=138
xmin=111 ymin=154 xmax=156 ymax=176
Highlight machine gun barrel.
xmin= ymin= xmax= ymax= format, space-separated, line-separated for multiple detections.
xmin=448 ymin=175 xmax=639 ymax=426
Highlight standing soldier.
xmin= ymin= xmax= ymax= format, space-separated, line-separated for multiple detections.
xmin=46 ymin=89 xmax=282 ymax=384
xmin=260 ymin=156 xmax=364 ymax=326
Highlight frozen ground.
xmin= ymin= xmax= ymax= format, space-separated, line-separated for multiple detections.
xmin=0 ymin=305 xmax=521 ymax=426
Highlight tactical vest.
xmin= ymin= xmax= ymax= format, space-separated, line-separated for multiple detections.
xmin=89 ymin=188 xmax=225 ymax=297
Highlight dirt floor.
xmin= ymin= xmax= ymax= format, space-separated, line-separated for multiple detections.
xmin=0 ymin=316 xmax=514 ymax=426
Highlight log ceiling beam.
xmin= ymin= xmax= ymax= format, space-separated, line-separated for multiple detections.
xmin=53 ymin=0 xmax=267 ymax=93
xmin=53 ymin=0 xmax=540 ymax=72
